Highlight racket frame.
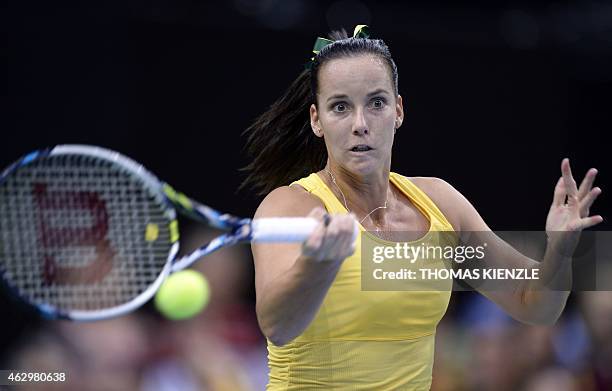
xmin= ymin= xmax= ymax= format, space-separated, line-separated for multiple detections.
xmin=0 ymin=145 xmax=322 ymax=321
xmin=0 ymin=145 xmax=181 ymax=320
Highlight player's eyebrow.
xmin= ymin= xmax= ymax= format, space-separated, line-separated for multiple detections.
xmin=326 ymin=89 xmax=390 ymax=103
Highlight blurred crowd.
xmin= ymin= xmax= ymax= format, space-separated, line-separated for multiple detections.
xmin=432 ymin=291 xmax=612 ymax=391
xmin=2 ymin=226 xmax=611 ymax=390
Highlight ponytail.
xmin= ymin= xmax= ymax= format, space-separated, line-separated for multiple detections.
xmin=240 ymin=70 xmax=326 ymax=196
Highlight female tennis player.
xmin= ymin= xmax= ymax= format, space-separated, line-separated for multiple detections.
xmin=242 ymin=26 xmax=603 ymax=390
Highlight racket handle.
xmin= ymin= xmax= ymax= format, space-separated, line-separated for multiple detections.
xmin=250 ymin=217 xmax=359 ymax=243
xmin=251 ymin=217 xmax=318 ymax=242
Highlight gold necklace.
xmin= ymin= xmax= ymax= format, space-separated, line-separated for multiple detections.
xmin=325 ymin=169 xmax=388 ymax=231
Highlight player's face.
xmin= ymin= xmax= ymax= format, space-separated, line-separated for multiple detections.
xmin=310 ymin=55 xmax=403 ymax=176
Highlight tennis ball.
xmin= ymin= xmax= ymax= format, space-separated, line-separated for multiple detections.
xmin=154 ymin=270 xmax=210 ymax=320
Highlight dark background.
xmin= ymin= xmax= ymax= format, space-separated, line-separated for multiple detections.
xmin=2 ymin=0 xmax=610 ymax=362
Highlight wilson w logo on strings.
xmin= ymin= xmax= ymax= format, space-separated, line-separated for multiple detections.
xmin=33 ymin=183 xmax=115 ymax=285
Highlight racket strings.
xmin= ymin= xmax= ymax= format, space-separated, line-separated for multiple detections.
xmin=0 ymin=153 xmax=172 ymax=312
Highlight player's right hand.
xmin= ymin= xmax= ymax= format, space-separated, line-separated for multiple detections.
xmin=301 ymin=207 xmax=357 ymax=263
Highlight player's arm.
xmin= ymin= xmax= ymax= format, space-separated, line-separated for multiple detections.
xmin=436 ymin=179 xmax=567 ymax=325
xmin=252 ymin=185 xmax=356 ymax=346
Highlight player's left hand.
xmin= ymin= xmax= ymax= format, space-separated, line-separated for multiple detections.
xmin=545 ymin=158 xmax=603 ymax=255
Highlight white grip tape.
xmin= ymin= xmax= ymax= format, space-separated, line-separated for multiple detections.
xmin=251 ymin=217 xmax=317 ymax=242
xmin=250 ymin=217 xmax=359 ymax=243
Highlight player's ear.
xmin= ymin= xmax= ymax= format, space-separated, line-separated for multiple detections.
xmin=395 ymin=95 xmax=404 ymax=130
xmin=310 ymin=104 xmax=323 ymax=138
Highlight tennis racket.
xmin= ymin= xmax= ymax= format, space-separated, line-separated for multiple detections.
xmin=0 ymin=145 xmax=329 ymax=321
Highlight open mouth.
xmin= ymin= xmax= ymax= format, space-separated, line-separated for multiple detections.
xmin=350 ymin=145 xmax=373 ymax=152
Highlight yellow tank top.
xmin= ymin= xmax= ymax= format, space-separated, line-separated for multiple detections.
xmin=266 ymin=172 xmax=456 ymax=390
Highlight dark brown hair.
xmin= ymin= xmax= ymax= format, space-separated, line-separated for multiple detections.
xmin=241 ymin=29 xmax=399 ymax=196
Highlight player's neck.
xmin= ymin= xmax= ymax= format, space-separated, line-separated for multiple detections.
xmin=321 ymin=163 xmax=391 ymax=216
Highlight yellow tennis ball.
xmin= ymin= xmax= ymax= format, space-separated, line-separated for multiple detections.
xmin=154 ymin=270 xmax=210 ymax=320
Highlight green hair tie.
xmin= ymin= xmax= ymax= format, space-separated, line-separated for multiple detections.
xmin=352 ymin=24 xmax=370 ymax=39
xmin=305 ymin=24 xmax=371 ymax=70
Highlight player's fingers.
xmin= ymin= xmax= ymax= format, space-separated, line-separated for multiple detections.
xmin=338 ymin=214 xmax=358 ymax=256
xmin=577 ymin=168 xmax=598 ymax=200
xmin=552 ymin=177 xmax=565 ymax=206
xmin=322 ymin=215 xmax=341 ymax=248
xmin=327 ymin=214 xmax=357 ymax=259
xmin=302 ymin=207 xmax=328 ymax=257
xmin=574 ymin=215 xmax=604 ymax=231
xmin=561 ymin=158 xmax=578 ymax=200
xmin=303 ymin=212 xmax=357 ymax=262
xmin=307 ymin=206 xmax=327 ymax=220
xmin=308 ymin=207 xmax=330 ymax=234
xmin=302 ymin=232 xmax=324 ymax=259
xmin=580 ymin=187 xmax=602 ymax=217
xmin=340 ymin=214 xmax=358 ymax=244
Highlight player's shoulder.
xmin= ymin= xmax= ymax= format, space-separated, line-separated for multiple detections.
xmin=254 ymin=185 xmax=324 ymax=218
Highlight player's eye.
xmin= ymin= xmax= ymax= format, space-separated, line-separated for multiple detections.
xmin=370 ymin=97 xmax=386 ymax=109
xmin=332 ymin=102 xmax=348 ymax=113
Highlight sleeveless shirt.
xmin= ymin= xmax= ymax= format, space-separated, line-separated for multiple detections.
xmin=266 ymin=172 xmax=456 ymax=390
